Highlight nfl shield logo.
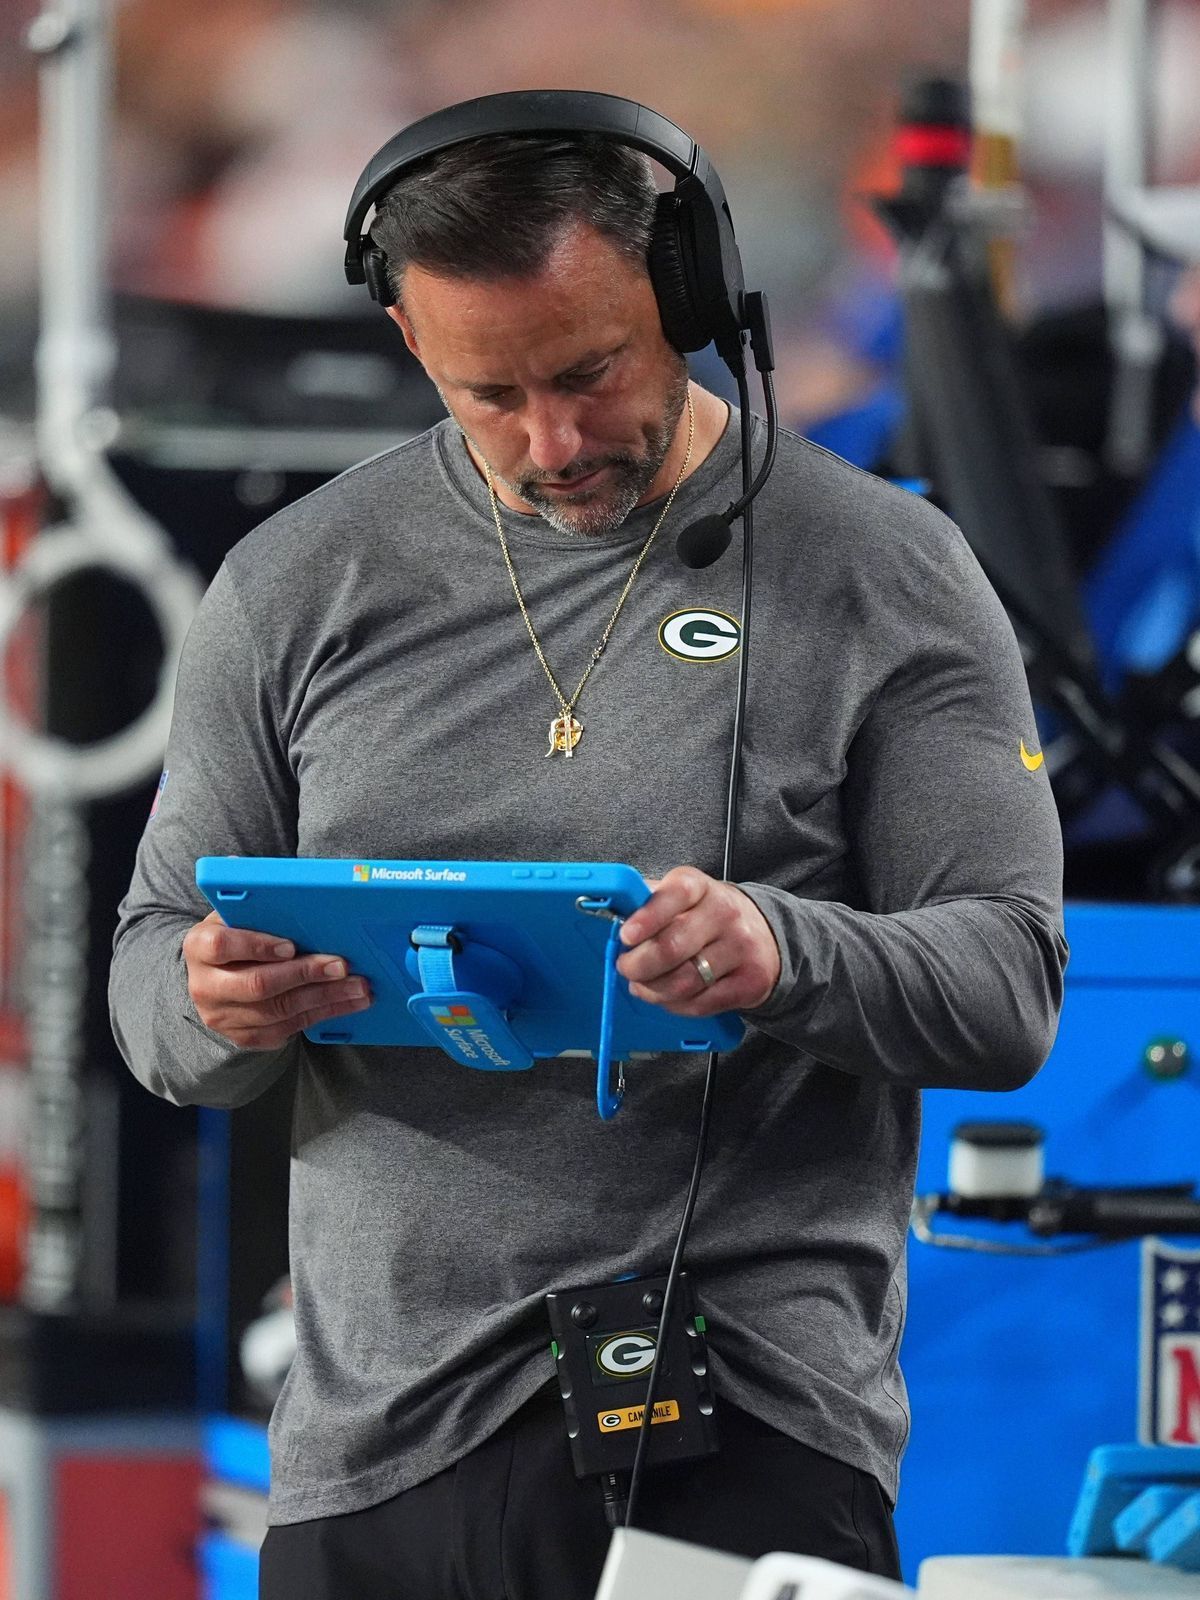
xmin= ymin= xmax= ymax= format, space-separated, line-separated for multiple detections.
xmin=1140 ymin=1238 xmax=1200 ymax=1445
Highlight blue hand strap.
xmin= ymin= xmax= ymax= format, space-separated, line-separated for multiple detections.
xmin=406 ymin=924 xmax=533 ymax=1071
xmin=408 ymin=919 xmax=627 ymax=1111
xmin=409 ymin=924 xmax=461 ymax=993
xmin=595 ymin=919 xmax=626 ymax=1120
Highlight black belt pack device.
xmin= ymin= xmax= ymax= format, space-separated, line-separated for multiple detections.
xmin=545 ymin=1271 xmax=718 ymax=1478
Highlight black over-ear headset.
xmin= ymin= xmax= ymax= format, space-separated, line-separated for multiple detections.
xmin=344 ymin=88 xmax=777 ymax=567
xmin=344 ymin=89 xmax=750 ymax=376
xmin=343 ymin=90 xmax=780 ymax=1533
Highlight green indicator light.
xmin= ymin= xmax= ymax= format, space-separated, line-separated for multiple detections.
xmin=550 ymin=1340 xmax=559 ymax=1359
xmin=694 ymin=1315 xmax=707 ymax=1333
xmin=1142 ymin=1037 xmax=1190 ymax=1080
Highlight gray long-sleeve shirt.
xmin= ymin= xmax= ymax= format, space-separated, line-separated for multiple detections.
xmin=110 ymin=408 xmax=1067 ymax=1522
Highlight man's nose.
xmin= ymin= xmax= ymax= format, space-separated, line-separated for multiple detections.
xmin=524 ymin=399 xmax=584 ymax=476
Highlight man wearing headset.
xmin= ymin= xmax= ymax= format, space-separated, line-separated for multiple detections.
xmin=110 ymin=95 xmax=1067 ymax=1600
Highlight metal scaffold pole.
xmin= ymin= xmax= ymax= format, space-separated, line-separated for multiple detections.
xmin=969 ymin=0 xmax=1027 ymax=314
xmin=3 ymin=0 xmax=202 ymax=808
xmin=29 ymin=0 xmax=118 ymax=488
xmin=10 ymin=0 xmax=202 ymax=1312
xmin=1103 ymin=0 xmax=1166 ymax=477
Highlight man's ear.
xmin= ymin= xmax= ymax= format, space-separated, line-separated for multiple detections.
xmin=385 ymin=304 xmax=421 ymax=362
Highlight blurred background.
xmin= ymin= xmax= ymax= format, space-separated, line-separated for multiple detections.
xmin=3 ymin=1 xmax=1200 ymax=1596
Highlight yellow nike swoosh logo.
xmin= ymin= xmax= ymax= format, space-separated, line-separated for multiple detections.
xmin=1020 ymin=740 xmax=1044 ymax=772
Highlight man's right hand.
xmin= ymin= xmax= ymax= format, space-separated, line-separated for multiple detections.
xmin=183 ymin=911 xmax=372 ymax=1049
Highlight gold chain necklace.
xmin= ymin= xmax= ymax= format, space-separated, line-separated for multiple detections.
xmin=484 ymin=390 xmax=695 ymax=758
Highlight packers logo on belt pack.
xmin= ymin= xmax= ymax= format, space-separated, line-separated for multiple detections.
xmin=592 ymin=1330 xmax=657 ymax=1381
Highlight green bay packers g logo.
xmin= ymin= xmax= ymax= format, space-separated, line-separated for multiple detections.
xmin=595 ymin=1331 xmax=657 ymax=1380
xmin=658 ymin=608 xmax=741 ymax=663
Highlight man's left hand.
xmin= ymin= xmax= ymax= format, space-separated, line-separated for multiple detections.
xmin=615 ymin=866 xmax=782 ymax=1016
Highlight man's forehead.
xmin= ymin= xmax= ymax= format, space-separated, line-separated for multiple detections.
xmin=400 ymin=223 xmax=647 ymax=317
xmin=399 ymin=231 xmax=652 ymax=386
xmin=442 ymin=341 xmax=628 ymax=391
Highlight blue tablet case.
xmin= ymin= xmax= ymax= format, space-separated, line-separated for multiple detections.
xmin=195 ymin=858 xmax=744 ymax=1090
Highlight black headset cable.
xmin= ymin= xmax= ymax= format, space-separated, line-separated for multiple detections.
xmin=624 ymin=309 xmax=777 ymax=1530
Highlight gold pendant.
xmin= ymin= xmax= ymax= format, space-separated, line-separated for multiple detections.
xmin=546 ymin=712 xmax=583 ymax=758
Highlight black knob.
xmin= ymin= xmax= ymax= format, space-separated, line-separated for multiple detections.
xmin=571 ymin=1302 xmax=598 ymax=1329
xmin=642 ymin=1290 xmax=664 ymax=1316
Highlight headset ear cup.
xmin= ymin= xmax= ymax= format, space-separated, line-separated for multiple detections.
xmin=648 ymin=193 xmax=710 ymax=353
xmin=362 ymin=240 xmax=396 ymax=308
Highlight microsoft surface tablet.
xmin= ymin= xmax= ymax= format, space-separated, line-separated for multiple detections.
xmin=195 ymin=857 xmax=745 ymax=1061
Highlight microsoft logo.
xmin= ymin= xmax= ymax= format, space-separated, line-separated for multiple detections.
xmin=433 ymin=1004 xmax=477 ymax=1028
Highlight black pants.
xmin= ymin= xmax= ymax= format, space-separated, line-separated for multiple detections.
xmin=259 ymin=1388 xmax=901 ymax=1599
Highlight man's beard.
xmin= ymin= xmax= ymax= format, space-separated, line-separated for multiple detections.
xmin=455 ymin=364 xmax=690 ymax=537
xmin=512 ymin=448 xmax=663 ymax=535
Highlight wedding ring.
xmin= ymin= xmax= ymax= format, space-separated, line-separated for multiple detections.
xmin=692 ymin=954 xmax=717 ymax=989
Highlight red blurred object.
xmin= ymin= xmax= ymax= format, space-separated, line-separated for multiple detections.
xmin=0 ymin=1166 xmax=29 ymax=1301
xmin=55 ymin=1454 xmax=202 ymax=1600
xmin=895 ymin=124 xmax=973 ymax=170
xmin=1 ymin=474 xmax=44 ymax=1303
xmin=893 ymin=78 xmax=973 ymax=189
